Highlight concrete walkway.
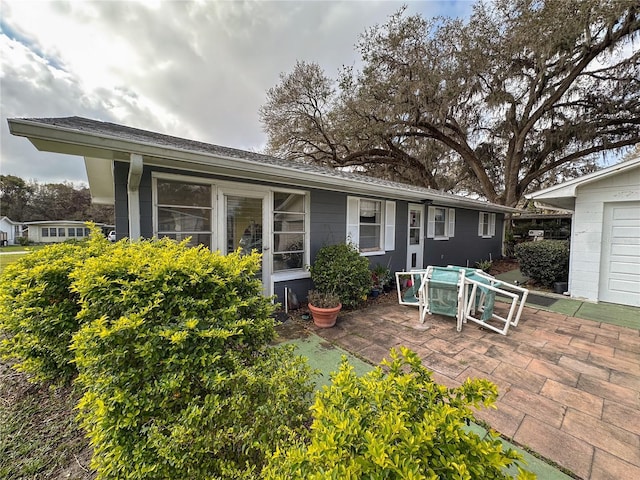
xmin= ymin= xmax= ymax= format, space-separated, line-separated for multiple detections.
xmin=288 ymin=300 xmax=639 ymax=479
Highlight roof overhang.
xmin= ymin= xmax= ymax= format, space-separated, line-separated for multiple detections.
xmin=526 ymin=156 xmax=640 ymax=211
xmin=8 ymin=117 xmax=519 ymax=214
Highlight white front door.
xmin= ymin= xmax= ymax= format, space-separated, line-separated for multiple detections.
xmin=599 ymin=202 xmax=640 ymax=306
xmin=221 ymin=190 xmax=271 ymax=295
xmin=407 ymin=204 xmax=424 ymax=271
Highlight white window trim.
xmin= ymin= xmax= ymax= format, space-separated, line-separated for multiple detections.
xmin=427 ymin=206 xmax=455 ymax=240
xmin=346 ymin=196 xmax=395 ymax=256
xmin=271 ymin=187 xmax=311 ymax=280
xmin=152 ymin=172 xmax=217 ymax=248
xmin=151 ymin=172 xmax=312 ymax=283
xmin=478 ymin=212 xmax=496 ymax=238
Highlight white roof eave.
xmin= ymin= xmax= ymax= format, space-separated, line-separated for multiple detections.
xmin=9 ymin=118 xmax=520 ymax=213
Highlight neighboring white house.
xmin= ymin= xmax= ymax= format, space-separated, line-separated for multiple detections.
xmin=527 ymin=156 xmax=640 ymax=307
xmin=22 ymin=221 xmax=108 ymax=244
xmin=0 ymin=216 xmax=23 ymax=245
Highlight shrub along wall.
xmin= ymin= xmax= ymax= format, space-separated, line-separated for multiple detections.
xmin=514 ymin=240 xmax=570 ymax=286
xmin=70 ymin=238 xmax=314 ymax=479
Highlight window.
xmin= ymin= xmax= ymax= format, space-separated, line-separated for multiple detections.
xmin=155 ymin=178 xmax=213 ymax=248
xmin=427 ymin=206 xmax=455 ymax=240
xmin=272 ymin=192 xmax=307 ymax=271
xmin=42 ymin=227 xmax=49 ymax=237
xmin=68 ymin=228 xmax=76 ymax=237
xmin=346 ymin=197 xmax=395 ymax=253
xmin=49 ymin=227 xmax=57 ymax=237
xmin=76 ymin=228 xmax=84 ymax=237
xmin=478 ymin=212 xmax=496 ymax=238
xmin=58 ymin=228 xmax=66 ymax=237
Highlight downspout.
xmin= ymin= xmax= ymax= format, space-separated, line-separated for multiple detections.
xmin=128 ymin=153 xmax=143 ymax=240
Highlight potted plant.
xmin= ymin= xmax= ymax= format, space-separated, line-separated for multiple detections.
xmin=309 ymin=242 xmax=372 ymax=309
xmin=307 ymin=243 xmax=371 ymax=327
xmin=307 ymin=290 xmax=341 ymax=328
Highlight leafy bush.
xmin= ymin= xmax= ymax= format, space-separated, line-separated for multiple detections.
xmin=515 ymin=240 xmax=569 ymax=286
xmin=0 ymin=228 xmax=109 ymax=384
xmin=309 ymin=242 xmax=371 ymax=308
xmin=475 ymin=259 xmax=493 ymax=273
xmin=71 ymin=239 xmax=314 ymax=479
xmin=264 ymin=347 xmax=533 ymax=479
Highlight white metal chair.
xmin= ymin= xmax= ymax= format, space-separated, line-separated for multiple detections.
xmin=418 ymin=266 xmax=467 ymax=331
xmin=397 ymin=265 xmax=530 ymax=336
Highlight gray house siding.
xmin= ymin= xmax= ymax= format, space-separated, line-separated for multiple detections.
xmin=112 ymin=162 xmax=503 ymax=306
xmin=424 ymin=206 xmax=503 ymax=268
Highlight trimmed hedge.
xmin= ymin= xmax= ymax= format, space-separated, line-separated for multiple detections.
xmin=70 ymin=239 xmax=314 ymax=479
xmin=514 ymin=240 xmax=569 ymax=286
xmin=264 ymin=347 xmax=534 ymax=479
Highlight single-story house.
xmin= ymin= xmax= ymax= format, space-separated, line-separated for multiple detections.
xmin=527 ymin=156 xmax=640 ymax=307
xmin=8 ymin=116 xmax=519 ymax=303
xmin=21 ymin=220 xmax=110 ymax=244
xmin=0 ymin=216 xmax=23 ymax=245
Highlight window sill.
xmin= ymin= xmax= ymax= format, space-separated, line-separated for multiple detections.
xmin=432 ymin=237 xmax=450 ymax=241
xmin=360 ymin=250 xmax=385 ymax=256
xmin=480 ymin=235 xmax=494 ymax=239
xmin=272 ymin=270 xmax=311 ymax=282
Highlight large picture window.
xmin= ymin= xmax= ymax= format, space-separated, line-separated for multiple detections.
xmin=155 ymin=178 xmax=213 ymax=248
xmin=273 ymin=192 xmax=306 ymax=271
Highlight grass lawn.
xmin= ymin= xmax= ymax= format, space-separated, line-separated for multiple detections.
xmin=0 ymin=246 xmax=45 ymax=274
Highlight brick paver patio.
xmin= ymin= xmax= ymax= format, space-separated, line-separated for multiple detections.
xmin=307 ymin=302 xmax=640 ymax=480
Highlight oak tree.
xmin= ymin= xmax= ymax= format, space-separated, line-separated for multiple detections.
xmin=261 ymin=0 xmax=639 ymax=206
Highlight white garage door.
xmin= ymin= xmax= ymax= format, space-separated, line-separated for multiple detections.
xmin=599 ymin=202 xmax=640 ymax=307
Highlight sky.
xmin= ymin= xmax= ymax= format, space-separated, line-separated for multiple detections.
xmin=0 ymin=0 xmax=474 ymax=186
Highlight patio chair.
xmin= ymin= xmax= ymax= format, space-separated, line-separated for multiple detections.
xmin=441 ymin=268 xmax=528 ymax=335
xmin=396 ymin=270 xmax=428 ymax=306
xmin=418 ymin=266 xmax=467 ymax=331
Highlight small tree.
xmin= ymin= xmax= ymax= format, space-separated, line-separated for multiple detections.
xmin=264 ymin=347 xmax=534 ymax=479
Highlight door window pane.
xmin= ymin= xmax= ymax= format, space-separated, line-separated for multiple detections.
xmin=409 ymin=210 xmax=421 ymax=245
xmin=226 ymin=196 xmax=262 ymax=256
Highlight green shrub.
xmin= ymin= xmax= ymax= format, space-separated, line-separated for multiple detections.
xmin=264 ymin=347 xmax=534 ymax=479
xmin=514 ymin=240 xmax=569 ymax=286
xmin=309 ymin=242 xmax=371 ymax=308
xmin=71 ymin=239 xmax=314 ymax=479
xmin=0 ymin=228 xmax=109 ymax=384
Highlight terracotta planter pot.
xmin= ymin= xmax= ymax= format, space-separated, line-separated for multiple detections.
xmin=308 ymin=303 xmax=342 ymax=328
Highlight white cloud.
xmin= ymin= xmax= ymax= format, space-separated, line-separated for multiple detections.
xmin=1 ymin=0 xmax=473 ymax=184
